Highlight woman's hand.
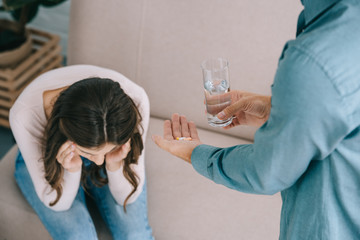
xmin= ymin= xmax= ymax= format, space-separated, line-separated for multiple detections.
xmin=152 ymin=113 xmax=202 ymax=164
xmin=214 ymin=90 xmax=271 ymax=128
xmin=56 ymin=141 xmax=82 ymax=172
xmin=105 ymin=139 xmax=131 ymax=171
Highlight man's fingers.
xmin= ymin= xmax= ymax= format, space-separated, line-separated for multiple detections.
xmin=207 ymin=101 xmax=232 ymax=115
xmin=180 ymin=115 xmax=191 ymax=137
xmin=218 ymin=95 xmax=271 ymax=123
xmin=171 ymin=113 xmax=181 ymax=138
xmin=163 ymin=120 xmax=174 ymax=140
xmin=206 ymin=92 xmax=232 ymax=105
xmin=188 ymin=121 xmax=199 ymax=140
xmin=223 ymin=118 xmax=239 ymax=129
xmin=160 ymin=114 xmax=200 ymax=143
xmin=218 ymin=97 xmax=251 ymax=120
xmin=164 ymin=115 xmax=195 ymax=140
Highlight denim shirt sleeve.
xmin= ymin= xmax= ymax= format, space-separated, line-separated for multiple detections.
xmin=191 ymin=45 xmax=350 ymax=195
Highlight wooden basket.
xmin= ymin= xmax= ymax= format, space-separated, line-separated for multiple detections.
xmin=0 ymin=28 xmax=63 ymax=128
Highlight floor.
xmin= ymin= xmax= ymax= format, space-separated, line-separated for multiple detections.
xmin=0 ymin=126 xmax=15 ymax=160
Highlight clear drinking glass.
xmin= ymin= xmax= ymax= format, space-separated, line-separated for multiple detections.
xmin=201 ymin=58 xmax=233 ymax=127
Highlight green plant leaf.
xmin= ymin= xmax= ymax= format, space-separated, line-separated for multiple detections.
xmin=3 ymin=0 xmax=39 ymax=10
xmin=3 ymin=0 xmax=66 ymax=23
xmin=40 ymin=0 xmax=67 ymax=8
xmin=11 ymin=3 xmax=39 ymax=23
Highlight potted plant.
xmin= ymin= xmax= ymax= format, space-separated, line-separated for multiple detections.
xmin=0 ymin=0 xmax=66 ymax=67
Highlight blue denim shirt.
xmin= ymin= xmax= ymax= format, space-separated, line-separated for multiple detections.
xmin=192 ymin=0 xmax=360 ymax=239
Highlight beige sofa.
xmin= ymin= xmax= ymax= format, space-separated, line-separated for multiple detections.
xmin=0 ymin=1 xmax=303 ymax=239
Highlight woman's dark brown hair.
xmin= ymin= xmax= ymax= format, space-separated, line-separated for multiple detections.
xmin=42 ymin=77 xmax=143 ymax=211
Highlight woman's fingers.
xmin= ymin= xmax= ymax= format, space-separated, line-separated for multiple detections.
xmin=57 ymin=141 xmax=71 ymax=159
xmin=62 ymin=150 xmax=75 ymax=168
xmin=115 ymin=141 xmax=131 ymax=160
xmin=56 ymin=141 xmax=82 ymax=172
xmin=123 ymin=140 xmax=131 ymax=154
xmin=57 ymin=141 xmax=73 ymax=162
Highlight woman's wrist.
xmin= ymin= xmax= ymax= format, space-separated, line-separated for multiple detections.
xmin=106 ymin=161 xmax=123 ymax=172
xmin=65 ymin=166 xmax=82 ymax=173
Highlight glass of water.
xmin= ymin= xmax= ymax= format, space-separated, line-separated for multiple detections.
xmin=201 ymin=58 xmax=233 ymax=127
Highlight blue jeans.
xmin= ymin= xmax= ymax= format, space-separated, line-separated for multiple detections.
xmin=14 ymin=151 xmax=154 ymax=240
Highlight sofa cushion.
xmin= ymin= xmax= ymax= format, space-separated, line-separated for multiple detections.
xmin=0 ymin=145 xmax=50 ymax=239
xmin=1 ymin=117 xmax=281 ymax=239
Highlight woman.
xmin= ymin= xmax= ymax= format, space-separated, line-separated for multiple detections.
xmin=9 ymin=65 xmax=154 ymax=240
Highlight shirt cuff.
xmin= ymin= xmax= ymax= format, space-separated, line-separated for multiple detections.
xmin=191 ymin=144 xmax=218 ymax=179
